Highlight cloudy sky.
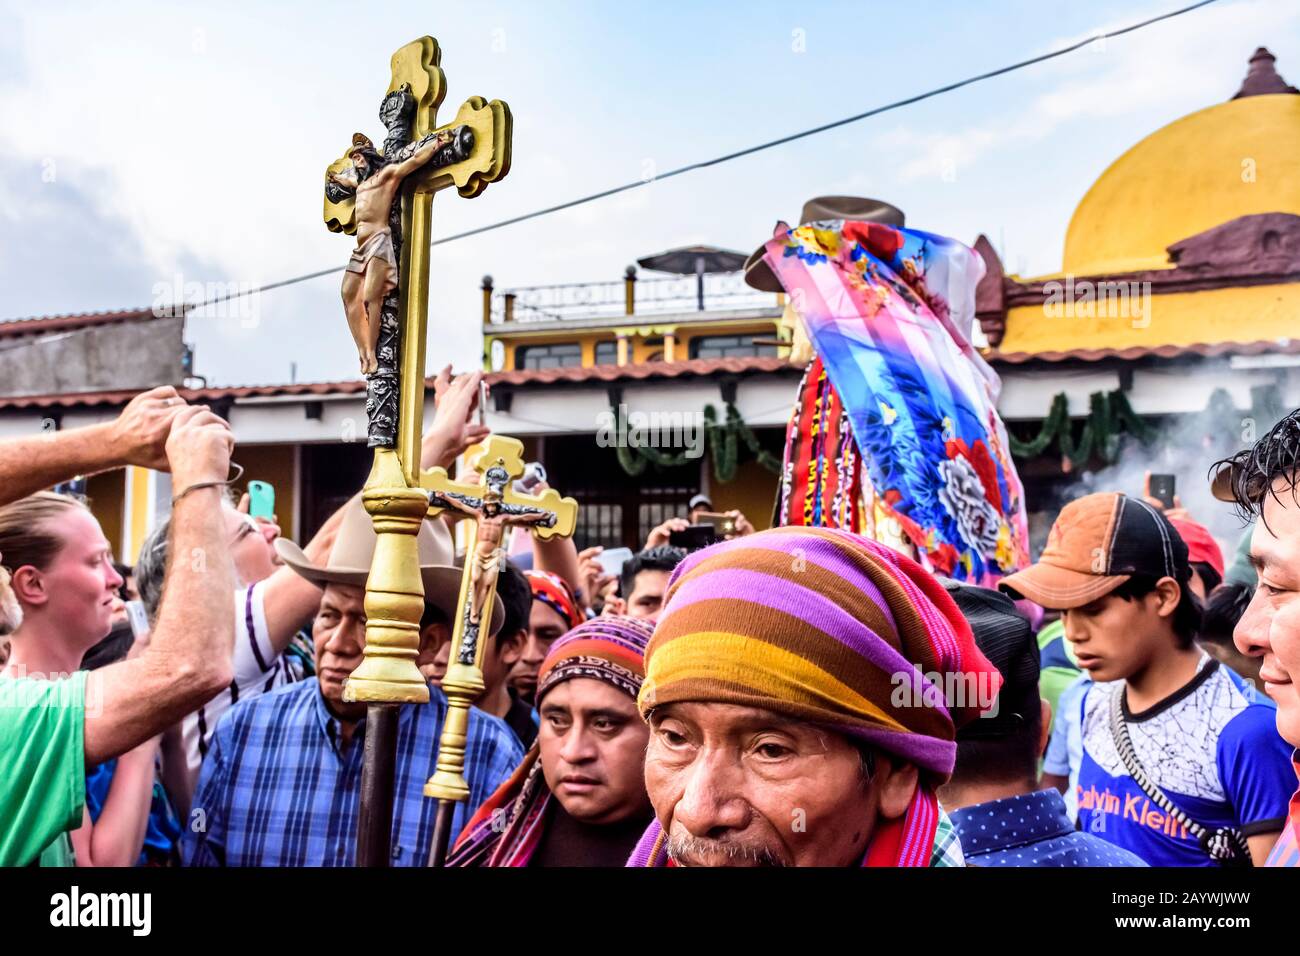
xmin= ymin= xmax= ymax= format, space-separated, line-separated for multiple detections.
xmin=0 ymin=0 xmax=1295 ymax=386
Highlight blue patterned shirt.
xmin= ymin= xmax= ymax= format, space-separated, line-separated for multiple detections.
xmin=182 ymin=678 xmax=524 ymax=866
xmin=950 ymin=789 xmax=1147 ymax=867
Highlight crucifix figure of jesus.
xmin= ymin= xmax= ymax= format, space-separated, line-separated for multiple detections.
xmin=332 ymin=129 xmax=454 ymax=375
xmin=430 ymin=463 xmax=557 ymax=655
xmin=319 ymin=35 xmax=516 ymax=869
xmin=422 ymin=434 xmax=577 ymax=865
xmin=323 ymin=35 xmax=512 ymax=449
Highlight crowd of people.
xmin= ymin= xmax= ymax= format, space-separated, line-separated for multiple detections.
xmin=1 ymin=370 xmax=1298 ymax=869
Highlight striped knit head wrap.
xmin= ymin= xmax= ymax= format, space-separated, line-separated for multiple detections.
xmin=524 ymin=569 xmax=582 ymax=631
xmin=449 ymin=616 xmax=653 ymax=868
xmin=630 ymin=526 xmax=1001 ymax=867
xmin=536 ymin=615 xmax=652 ymax=704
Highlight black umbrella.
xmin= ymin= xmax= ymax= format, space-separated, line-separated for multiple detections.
xmin=636 ymin=245 xmax=747 ymax=311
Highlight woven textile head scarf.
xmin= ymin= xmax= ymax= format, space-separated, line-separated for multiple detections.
xmin=524 ymin=569 xmax=582 ymax=631
xmin=629 ymin=525 xmax=1001 ymax=867
xmin=448 ymin=616 xmax=653 ymax=867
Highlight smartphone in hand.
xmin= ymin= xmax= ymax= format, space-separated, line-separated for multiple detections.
xmin=1148 ymin=474 xmax=1176 ymax=510
xmin=694 ymin=511 xmax=737 ymax=537
xmin=669 ymin=525 xmax=719 ymax=551
xmin=125 ymin=600 xmax=150 ymax=641
xmin=595 ymin=547 xmax=634 ymax=579
xmin=248 ymin=480 xmax=276 ymax=520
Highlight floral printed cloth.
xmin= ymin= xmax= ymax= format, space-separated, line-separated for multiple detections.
xmin=763 ymin=220 xmax=1030 ymax=584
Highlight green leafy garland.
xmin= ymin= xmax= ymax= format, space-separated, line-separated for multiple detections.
xmin=612 ymin=401 xmax=782 ymax=482
xmin=1007 ymin=389 xmax=1156 ymax=466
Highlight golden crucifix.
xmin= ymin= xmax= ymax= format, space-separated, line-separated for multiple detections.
xmin=320 ymin=35 xmax=512 ymax=867
xmin=422 ymin=435 xmax=578 ymax=865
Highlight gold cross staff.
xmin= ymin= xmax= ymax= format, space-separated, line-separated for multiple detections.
xmin=422 ymin=435 xmax=578 ymax=866
xmin=320 ymin=35 xmax=512 ymax=868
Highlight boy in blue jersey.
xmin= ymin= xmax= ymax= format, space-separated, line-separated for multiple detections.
xmin=1000 ymin=491 xmax=1292 ymax=866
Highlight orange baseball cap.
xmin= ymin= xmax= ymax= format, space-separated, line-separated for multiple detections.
xmin=998 ymin=492 xmax=1189 ymax=610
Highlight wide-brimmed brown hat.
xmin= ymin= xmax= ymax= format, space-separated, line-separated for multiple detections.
xmin=743 ymin=196 xmax=906 ymax=293
xmin=275 ymin=497 xmax=502 ymax=635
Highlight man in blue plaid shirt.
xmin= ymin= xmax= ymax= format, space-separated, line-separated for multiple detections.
xmin=182 ymin=501 xmax=523 ymax=866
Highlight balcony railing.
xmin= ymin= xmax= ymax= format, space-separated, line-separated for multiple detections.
xmin=482 ymin=269 xmax=781 ymax=324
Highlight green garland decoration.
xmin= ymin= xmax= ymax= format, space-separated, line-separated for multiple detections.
xmin=611 ymin=400 xmax=782 ymax=482
xmin=1007 ymin=388 xmax=1155 ymax=466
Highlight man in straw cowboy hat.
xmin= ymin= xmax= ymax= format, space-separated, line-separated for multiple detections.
xmin=182 ymin=499 xmax=523 ymax=866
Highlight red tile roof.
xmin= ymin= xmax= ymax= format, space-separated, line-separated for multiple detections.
xmin=986 ymin=338 xmax=1300 ymax=364
xmin=0 ymin=307 xmax=175 ymax=340
xmin=0 ymin=356 xmax=799 ymax=410
xmin=0 ymin=379 xmax=366 ymax=411
xmin=1 ymin=339 xmax=1295 ymax=411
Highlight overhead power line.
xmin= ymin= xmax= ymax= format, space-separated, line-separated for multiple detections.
xmin=190 ymin=0 xmax=1219 ymax=312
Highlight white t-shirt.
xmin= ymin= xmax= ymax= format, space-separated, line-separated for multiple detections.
xmin=181 ymin=582 xmax=297 ymax=780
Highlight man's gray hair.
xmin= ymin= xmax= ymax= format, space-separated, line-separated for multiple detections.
xmin=135 ymin=515 xmax=171 ymax=623
xmin=137 ymin=490 xmax=243 ymax=623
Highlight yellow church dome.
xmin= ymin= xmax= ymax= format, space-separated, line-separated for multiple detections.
xmin=1063 ymin=51 xmax=1300 ymax=276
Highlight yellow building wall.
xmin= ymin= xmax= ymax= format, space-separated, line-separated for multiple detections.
xmin=493 ymin=319 xmax=781 ymax=370
xmin=705 ymin=457 xmax=779 ymax=532
xmin=123 ymin=466 xmax=153 ymax=566
xmin=85 ymin=470 xmax=125 ymax=562
xmin=998 ymin=282 xmax=1300 ymax=355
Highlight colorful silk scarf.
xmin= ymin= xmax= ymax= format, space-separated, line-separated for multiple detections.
xmin=446 ymin=745 xmax=551 ymax=867
xmin=764 ymin=220 xmax=1030 ymax=585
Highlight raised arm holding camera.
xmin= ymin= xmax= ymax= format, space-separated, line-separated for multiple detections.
xmin=0 ymin=391 xmax=236 ymax=867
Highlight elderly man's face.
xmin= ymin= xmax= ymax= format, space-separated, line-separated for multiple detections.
xmin=313 ymin=584 xmax=368 ymax=720
xmin=315 ymin=583 xmax=448 ymax=715
xmin=645 ymin=701 xmax=917 ymax=866
xmin=1235 ymin=480 xmax=1300 ymax=746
